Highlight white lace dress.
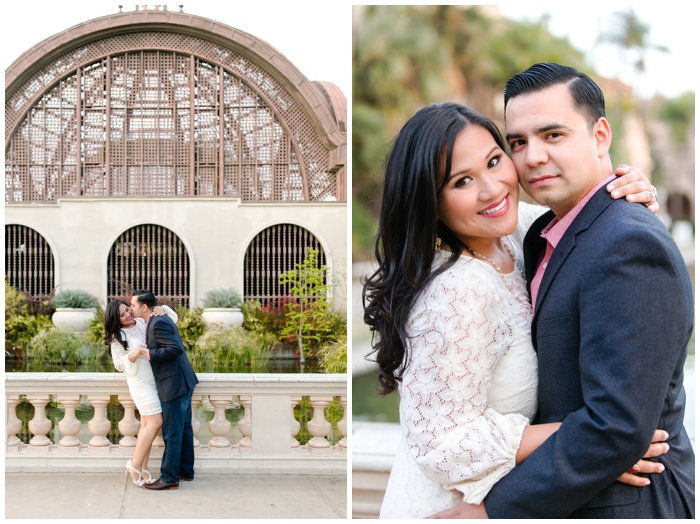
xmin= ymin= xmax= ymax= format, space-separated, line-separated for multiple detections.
xmin=110 ymin=307 xmax=178 ymax=416
xmin=379 ymin=202 xmax=545 ymax=519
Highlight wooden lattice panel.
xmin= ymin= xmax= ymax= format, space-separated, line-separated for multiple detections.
xmin=6 ymin=32 xmax=336 ymax=203
xmin=107 ymin=224 xmax=190 ymax=307
xmin=244 ymin=224 xmax=327 ymax=304
xmin=5 ymin=225 xmax=55 ymax=298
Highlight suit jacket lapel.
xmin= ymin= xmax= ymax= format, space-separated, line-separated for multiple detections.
xmin=528 ymin=186 xmax=616 ymax=321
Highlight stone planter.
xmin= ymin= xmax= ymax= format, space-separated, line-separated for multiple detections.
xmin=52 ymin=308 xmax=97 ymax=333
xmin=201 ymin=308 xmax=244 ymax=328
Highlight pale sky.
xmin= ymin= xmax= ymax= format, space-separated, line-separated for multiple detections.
xmin=2 ymin=1 xmax=352 ymax=97
xmin=3 ymin=3 xmax=694 ymax=101
xmin=498 ymin=2 xmax=695 ymax=99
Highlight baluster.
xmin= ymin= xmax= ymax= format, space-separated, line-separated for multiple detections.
xmin=208 ymin=394 xmax=233 ymax=453
xmin=290 ymin=395 xmax=301 ymax=452
xmin=56 ymin=394 xmax=82 ymax=452
xmin=306 ymin=395 xmax=333 ymax=454
xmin=237 ymin=394 xmax=252 ymax=454
xmin=87 ymin=394 xmax=112 ymax=452
xmin=117 ymin=395 xmax=140 ymax=448
xmin=336 ymin=395 xmax=347 ymax=453
xmin=6 ymin=394 xmax=23 ymax=451
xmin=27 ymin=394 xmax=52 ymax=452
xmin=191 ymin=394 xmax=203 ymax=450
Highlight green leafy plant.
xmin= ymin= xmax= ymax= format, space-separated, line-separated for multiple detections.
xmin=5 ymin=280 xmax=53 ymax=354
xmin=202 ymin=288 xmax=243 ymax=309
xmin=51 ymin=289 xmax=100 ymax=309
xmin=175 ymin=306 xmax=206 ymax=353
xmin=191 ymin=323 xmax=277 ymax=372
xmin=317 ymin=333 xmax=347 ymax=373
xmin=25 ymin=329 xmax=106 ymax=366
xmin=278 ymin=249 xmax=333 ymax=365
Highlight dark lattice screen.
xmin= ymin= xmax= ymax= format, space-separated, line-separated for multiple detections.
xmin=107 ymin=224 xmax=190 ymax=307
xmin=244 ymin=224 xmax=326 ymax=304
xmin=5 ymin=225 xmax=55 ymax=298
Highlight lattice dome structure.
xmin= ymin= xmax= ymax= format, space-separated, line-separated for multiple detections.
xmin=5 ymin=11 xmax=346 ymax=204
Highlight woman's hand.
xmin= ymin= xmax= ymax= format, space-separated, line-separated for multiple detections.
xmin=152 ymin=306 xmax=166 ymax=316
xmin=607 ymin=164 xmax=659 ymax=213
xmin=617 ymin=429 xmax=669 ymax=487
xmin=128 ymin=350 xmax=140 ymax=363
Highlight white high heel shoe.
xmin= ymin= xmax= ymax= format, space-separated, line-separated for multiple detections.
xmin=126 ymin=459 xmax=145 ymax=487
xmin=141 ymin=469 xmax=156 ymax=485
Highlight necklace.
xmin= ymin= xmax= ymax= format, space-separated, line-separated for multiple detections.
xmin=464 ymin=239 xmax=518 ymax=275
xmin=465 ymin=238 xmax=529 ymax=306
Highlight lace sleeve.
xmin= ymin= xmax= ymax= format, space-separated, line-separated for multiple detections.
xmin=111 ymin=338 xmax=138 ymax=376
xmin=401 ymin=262 xmax=530 ymax=503
xmin=161 ymin=304 xmax=178 ymax=323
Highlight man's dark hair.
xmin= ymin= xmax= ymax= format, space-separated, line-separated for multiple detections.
xmin=504 ymin=62 xmax=606 ymax=128
xmin=132 ymin=289 xmax=157 ymax=308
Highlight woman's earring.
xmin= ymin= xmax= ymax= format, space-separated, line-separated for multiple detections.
xmin=435 ymin=236 xmax=442 ymax=250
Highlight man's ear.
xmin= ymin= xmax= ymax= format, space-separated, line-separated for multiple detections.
xmin=594 ymin=117 xmax=612 ymax=158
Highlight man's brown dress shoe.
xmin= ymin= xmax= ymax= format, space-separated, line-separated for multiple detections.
xmin=143 ymin=478 xmax=179 ymax=490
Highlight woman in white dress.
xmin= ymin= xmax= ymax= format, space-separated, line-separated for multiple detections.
xmin=104 ymin=299 xmax=178 ymax=486
xmin=362 ymin=103 xmax=667 ymax=518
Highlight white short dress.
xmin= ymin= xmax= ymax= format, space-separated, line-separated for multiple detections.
xmin=110 ymin=306 xmax=178 ymax=416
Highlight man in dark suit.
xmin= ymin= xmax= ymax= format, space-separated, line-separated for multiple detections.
xmin=131 ymin=290 xmax=199 ymax=490
xmin=432 ymin=63 xmax=694 ymax=518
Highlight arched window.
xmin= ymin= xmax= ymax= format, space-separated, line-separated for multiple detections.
xmin=107 ymin=224 xmax=190 ymax=307
xmin=5 ymin=225 xmax=55 ymax=299
xmin=244 ymin=224 xmax=326 ymax=304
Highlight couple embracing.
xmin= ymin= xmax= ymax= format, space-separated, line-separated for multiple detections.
xmin=105 ymin=290 xmax=199 ymax=490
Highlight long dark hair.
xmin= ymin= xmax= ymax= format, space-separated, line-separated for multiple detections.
xmin=363 ymin=102 xmax=507 ymax=395
xmin=104 ymin=299 xmax=129 ymax=354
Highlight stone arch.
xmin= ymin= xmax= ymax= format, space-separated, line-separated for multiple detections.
xmin=5 ymin=224 xmax=56 ymax=299
xmin=106 ymin=224 xmax=191 ymax=307
xmin=243 ymin=223 xmax=327 ymax=304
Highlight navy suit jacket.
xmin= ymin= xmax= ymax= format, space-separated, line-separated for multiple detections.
xmin=484 ymin=186 xmax=694 ymax=518
xmin=145 ymin=315 xmax=199 ymax=403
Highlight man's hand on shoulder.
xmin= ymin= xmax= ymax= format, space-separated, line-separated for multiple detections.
xmin=426 ymin=501 xmax=488 ymax=519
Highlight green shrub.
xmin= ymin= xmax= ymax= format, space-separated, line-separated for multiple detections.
xmin=5 ymin=281 xmax=53 ymax=354
xmin=202 ymin=288 xmax=243 ymax=309
xmin=51 ymin=289 xmax=100 ymax=309
xmin=191 ymin=324 xmax=277 ymax=372
xmin=25 ymin=329 xmax=106 ymax=366
xmin=175 ymin=306 xmax=206 ymax=353
xmin=317 ymin=334 xmax=347 ymax=373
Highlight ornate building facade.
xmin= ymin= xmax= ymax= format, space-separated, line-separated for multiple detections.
xmin=5 ymin=6 xmax=347 ymax=308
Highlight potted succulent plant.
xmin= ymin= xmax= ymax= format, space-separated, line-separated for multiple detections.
xmin=201 ymin=288 xmax=244 ymax=327
xmin=50 ymin=289 xmax=100 ymax=333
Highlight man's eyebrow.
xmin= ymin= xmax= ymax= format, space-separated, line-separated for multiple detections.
xmin=506 ymin=123 xmax=568 ymax=143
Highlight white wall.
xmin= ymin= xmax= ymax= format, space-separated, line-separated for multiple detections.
xmin=6 ymin=197 xmax=347 ymax=309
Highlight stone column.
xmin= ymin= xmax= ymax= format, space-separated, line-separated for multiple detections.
xmin=117 ymin=395 xmax=140 ymax=448
xmin=6 ymin=394 xmax=23 ymax=451
xmin=237 ymin=394 xmax=252 ymax=454
xmin=27 ymin=394 xmax=53 ymax=452
xmin=87 ymin=394 xmax=111 ymax=453
xmin=208 ymin=394 xmax=233 ymax=453
xmin=306 ymin=395 xmax=333 ymax=454
xmin=191 ymin=393 xmax=203 ymax=450
xmin=336 ymin=395 xmax=347 ymax=453
xmin=291 ymin=395 xmax=302 ymax=452
xmin=56 ymin=394 xmax=82 ymax=452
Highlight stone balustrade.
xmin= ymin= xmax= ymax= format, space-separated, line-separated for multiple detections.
xmin=6 ymin=372 xmax=346 ymax=474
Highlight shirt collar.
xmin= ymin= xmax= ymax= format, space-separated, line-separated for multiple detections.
xmin=541 ymin=175 xmax=616 ymax=248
